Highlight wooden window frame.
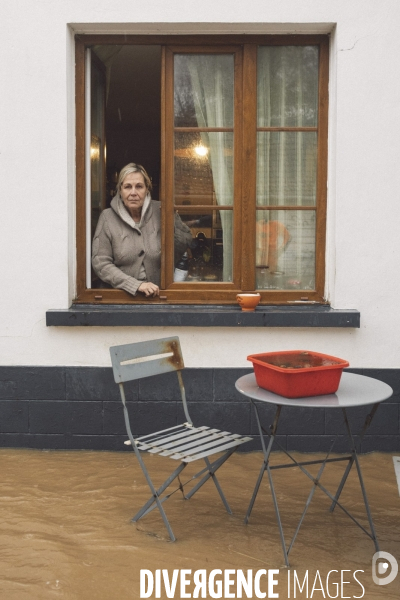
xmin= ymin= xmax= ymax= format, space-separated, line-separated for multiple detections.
xmin=74 ymin=34 xmax=329 ymax=305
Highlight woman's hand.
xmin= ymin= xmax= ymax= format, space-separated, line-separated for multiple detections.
xmin=138 ymin=282 xmax=160 ymax=297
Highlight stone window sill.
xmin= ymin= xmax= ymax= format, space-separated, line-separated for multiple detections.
xmin=46 ymin=305 xmax=360 ymax=327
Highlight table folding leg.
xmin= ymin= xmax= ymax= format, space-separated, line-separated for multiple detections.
xmin=245 ymin=400 xmax=381 ymax=567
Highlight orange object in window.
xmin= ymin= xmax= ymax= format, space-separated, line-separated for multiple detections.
xmin=256 ymin=220 xmax=291 ymax=273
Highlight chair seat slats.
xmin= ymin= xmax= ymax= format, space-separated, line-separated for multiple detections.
xmin=135 ymin=427 xmax=198 ymax=446
xmin=167 ymin=432 xmax=249 ymax=460
xmin=136 ymin=423 xmax=250 ymax=462
xmin=136 ymin=423 xmax=191 ymax=442
xmin=171 ymin=437 xmax=253 ymax=463
xmin=143 ymin=428 xmax=221 ymax=452
xmin=135 ymin=429 xmax=195 ymax=446
xmin=156 ymin=430 xmax=235 ymax=456
xmin=138 ymin=427 xmax=218 ymax=450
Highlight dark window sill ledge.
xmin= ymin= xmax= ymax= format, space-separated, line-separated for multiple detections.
xmin=46 ymin=305 xmax=360 ymax=328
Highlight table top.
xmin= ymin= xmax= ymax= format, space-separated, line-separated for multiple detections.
xmin=235 ymin=372 xmax=393 ymax=408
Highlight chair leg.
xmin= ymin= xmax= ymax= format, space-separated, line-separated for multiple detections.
xmin=184 ymin=449 xmax=236 ymax=514
xmin=204 ymin=456 xmax=233 ymax=514
xmin=132 ymin=462 xmax=187 ymax=522
xmin=130 ymin=442 xmax=187 ymax=542
xmin=244 ymin=461 xmax=266 ymax=524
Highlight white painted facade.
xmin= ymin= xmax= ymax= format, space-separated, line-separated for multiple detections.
xmin=1 ymin=1 xmax=399 ymax=368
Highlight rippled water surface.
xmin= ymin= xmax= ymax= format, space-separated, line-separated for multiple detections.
xmin=0 ymin=449 xmax=399 ymax=599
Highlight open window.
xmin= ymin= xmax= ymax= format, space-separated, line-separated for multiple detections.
xmin=75 ymin=35 xmax=329 ymax=305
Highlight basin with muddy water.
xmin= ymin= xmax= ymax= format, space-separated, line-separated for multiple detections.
xmin=0 ymin=449 xmax=399 ymax=599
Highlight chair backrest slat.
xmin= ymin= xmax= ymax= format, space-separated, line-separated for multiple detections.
xmin=110 ymin=337 xmax=184 ymax=383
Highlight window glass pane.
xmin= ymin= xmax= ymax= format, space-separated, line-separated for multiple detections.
xmin=256 ymin=132 xmax=317 ymax=206
xmin=174 ymin=54 xmax=234 ymax=128
xmin=174 ymin=132 xmax=215 ymax=206
xmin=175 ymin=210 xmax=233 ymax=282
xmin=174 ymin=130 xmax=234 ymax=283
xmin=174 ymin=132 xmax=234 ymax=207
xmin=256 ymin=210 xmax=315 ymax=290
xmin=257 ymin=46 xmax=319 ymax=128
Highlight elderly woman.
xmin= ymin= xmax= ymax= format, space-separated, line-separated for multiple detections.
xmin=92 ymin=163 xmax=192 ymax=297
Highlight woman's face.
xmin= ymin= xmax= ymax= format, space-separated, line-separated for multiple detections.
xmin=120 ymin=172 xmax=147 ymax=217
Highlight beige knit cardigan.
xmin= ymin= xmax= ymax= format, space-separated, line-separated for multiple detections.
xmin=92 ymin=194 xmax=192 ymax=296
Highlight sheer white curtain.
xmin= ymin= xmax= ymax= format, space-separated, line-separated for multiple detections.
xmin=256 ymin=46 xmax=318 ymax=286
xmin=187 ymin=55 xmax=234 ymax=282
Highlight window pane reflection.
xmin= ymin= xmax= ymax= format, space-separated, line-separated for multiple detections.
xmin=174 ymin=54 xmax=234 ymax=128
xmin=257 ymin=132 xmax=317 ymax=206
xmin=175 ymin=210 xmax=233 ymax=282
xmin=256 ymin=210 xmax=315 ymax=290
xmin=257 ymin=46 xmax=319 ymax=128
xmin=174 ymin=132 xmax=215 ymax=206
xmin=174 ymin=132 xmax=234 ymax=207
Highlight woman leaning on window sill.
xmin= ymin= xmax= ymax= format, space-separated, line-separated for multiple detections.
xmin=92 ymin=163 xmax=192 ymax=297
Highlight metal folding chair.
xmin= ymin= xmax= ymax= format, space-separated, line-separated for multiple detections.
xmin=110 ymin=336 xmax=252 ymax=541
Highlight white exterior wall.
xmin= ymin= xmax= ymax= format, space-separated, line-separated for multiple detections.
xmin=1 ymin=0 xmax=399 ymax=367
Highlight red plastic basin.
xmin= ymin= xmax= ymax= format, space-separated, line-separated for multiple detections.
xmin=247 ymin=350 xmax=349 ymax=398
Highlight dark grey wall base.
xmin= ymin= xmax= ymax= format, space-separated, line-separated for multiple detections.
xmin=46 ymin=304 xmax=360 ymax=327
xmin=0 ymin=366 xmax=398 ymax=452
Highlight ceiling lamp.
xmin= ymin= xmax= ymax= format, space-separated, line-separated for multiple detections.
xmin=193 ymin=144 xmax=208 ymax=157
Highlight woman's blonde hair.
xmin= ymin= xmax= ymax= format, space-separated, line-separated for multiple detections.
xmin=117 ymin=163 xmax=153 ymax=194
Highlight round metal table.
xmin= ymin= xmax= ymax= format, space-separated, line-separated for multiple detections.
xmin=235 ymin=372 xmax=393 ymax=566
xmin=236 ymin=371 xmax=393 ymax=408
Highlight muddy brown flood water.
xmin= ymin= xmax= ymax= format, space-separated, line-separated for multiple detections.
xmin=0 ymin=449 xmax=399 ymax=599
